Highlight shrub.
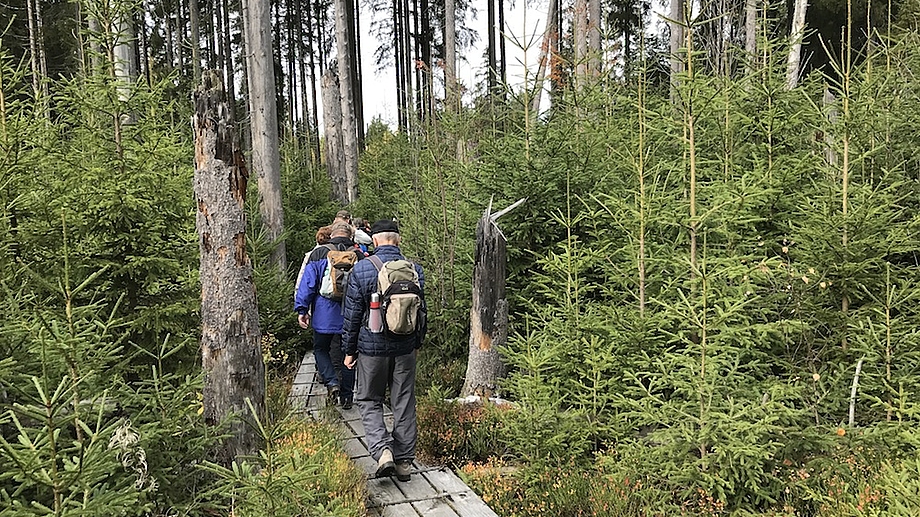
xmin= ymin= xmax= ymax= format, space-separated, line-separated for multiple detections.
xmin=416 ymin=388 xmax=509 ymax=466
xmin=204 ymin=419 xmax=366 ymax=517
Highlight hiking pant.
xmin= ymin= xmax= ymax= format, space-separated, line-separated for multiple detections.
xmin=313 ymin=332 xmax=354 ymax=403
xmin=355 ymin=351 xmax=417 ymax=462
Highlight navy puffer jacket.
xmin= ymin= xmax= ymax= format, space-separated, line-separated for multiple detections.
xmin=342 ymin=245 xmax=425 ymax=357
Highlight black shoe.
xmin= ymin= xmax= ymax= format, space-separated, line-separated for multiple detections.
xmin=327 ymin=386 xmax=340 ymax=405
xmin=341 ymin=399 xmax=353 ymax=410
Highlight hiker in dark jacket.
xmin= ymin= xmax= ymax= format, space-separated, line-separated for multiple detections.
xmin=293 ymin=254 xmax=356 ymax=408
xmin=342 ymin=220 xmax=424 ymax=482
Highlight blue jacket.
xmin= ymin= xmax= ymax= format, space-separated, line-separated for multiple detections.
xmin=342 ymin=245 xmax=425 ymax=357
xmin=293 ymin=257 xmax=344 ymax=334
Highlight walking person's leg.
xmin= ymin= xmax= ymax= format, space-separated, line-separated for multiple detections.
xmin=333 ymin=334 xmax=354 ymax=408
xmin=313 ymin=332 xmax=340 ymax=401
xmin=390 ymin=350 xmax=418 ymax=479
xmin=355 ymin=354 xmax=395 ymax=476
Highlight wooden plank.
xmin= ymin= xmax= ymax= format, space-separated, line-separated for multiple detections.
xmin=422 ymin=468 xmax=470 ymax=494
xmin=342 ymin=437 xmax=369 ymax=459
xmin=367 ymin=477 xmax=408 ymax=507
xmin=380 ymin=502 xmax=419 ymax=516
xmin=344 ymin=416 xmax=365 ymax=438
xmin=355 ymin=455 xmax=378 ymax=476
xmin=411 ymin=498 xmax=460 ymax=517
xmin=394 ymin=470 xmax=438 ymax=499
xmin=446 ymin=490 xmax=498 ymax=517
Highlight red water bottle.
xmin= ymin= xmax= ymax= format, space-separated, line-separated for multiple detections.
xmin=368 ymin=293 xmax=384 ymax=333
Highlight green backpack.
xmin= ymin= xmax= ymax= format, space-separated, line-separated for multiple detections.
xmin=368 ymin=255 xmax=426 ymax=339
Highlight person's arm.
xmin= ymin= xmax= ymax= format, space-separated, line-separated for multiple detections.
xmin=342 ymin=264 xmax=368 ymax=365
xmin=294 ymin=259 xmax=322 ymax=327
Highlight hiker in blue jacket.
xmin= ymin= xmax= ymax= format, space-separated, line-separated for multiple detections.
xmin=342 ymin=219 xmax=425 ymax=482
xmin=294 ymin=253 xmax=356 ymax=408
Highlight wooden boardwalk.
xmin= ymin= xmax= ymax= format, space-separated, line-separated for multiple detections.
xmin=289 ymin=354 xmax=499 ymax=517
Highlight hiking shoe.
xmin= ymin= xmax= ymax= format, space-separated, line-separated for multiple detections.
xmin=341 ymin=399 xmax=353 ymax=410
xmin=375 ymin=449 xmax=396 ymax=478
xmin=327 ymin=385 xmax=340 ymax=406
xmin=394 ymin=461 xmax=412 ymax=482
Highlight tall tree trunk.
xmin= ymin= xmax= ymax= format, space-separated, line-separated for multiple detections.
xmin=402 ymin=0 xmax=413 ymax=124
xmin=497 ymin=0 xmax=506 ymax=94
xmin=486 ymin=0 xmax=496 ymax=98
xmin=588 ymin=0 xmax=601 ymax=76
xmin=306 ymin=0 xmax=321 ymax=162
xmin=322 ymin=70 xmax=348 ymax=204
xmin=189 ymin=0 xmax=202 ymax=83
xmin=26 ymin=0 xmax=41 ymax=101
xmin=531 ymin=0 xmax=558 ymax=116
xmin=785 ymin=0 xmax=808 ymax=89
xmin=346 ymin=0 xmax=364 ymax=148
xmin=745 ymin=0 xmax=757 ymax=69
xmin=574 ymin=0 xmax=587 ymax=87
xmin=669 ymin=0 xmax=685 ymax=104
xmin=242 ymin=0 xmax=287 ymax=270
xmin=462 ymin=199 xmax=525 ymax=397
xmin=193 ymin=71 xmax=265 ymax=465
xmin=114 ymin=12 xmax=138 ymax=129
xmin=221 ymin=0 xmax=236 ymax=121
xmin=444 ymin=0 xmax=457 ymax=113
xmin=394 ymin=0 xmax=406 ymax=131
xmin=335 ymin=0 xmax=359 ymax=202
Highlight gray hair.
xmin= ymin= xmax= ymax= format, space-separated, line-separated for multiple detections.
xmin=373 ymin=231 xmax=400 ymax=245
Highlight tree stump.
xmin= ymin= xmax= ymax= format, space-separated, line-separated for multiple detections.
xmin=193 ymin=71 xmax=265 ymax=464
xmin=462 ymin=198 xmax=525 ymax=397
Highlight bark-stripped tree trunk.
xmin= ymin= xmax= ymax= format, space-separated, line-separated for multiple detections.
xmin=588 ymin=0 xmax=601 ymax=76
xmin=193 ymin=71 xmax=265 ymax=465
xmin=531 ymin=0 xmax=558 ymax=116
xmin=444 ymin=0 xmax=457 ymax=113
xmin=462 ymin=198 xmax=525 ymax=398
xmin=334 ymin=0 xmax=359 ymax=202
xmin=744 ymin=0 xmax=757 ymax=71
xmin=322 ymin=70 xmax=348 ymax=204
xmin=242 ymin=0 xmax=286 ymax=270
xmin=785 ymin=0 xmax=808 ymax=89
xmin=574 ymin=0 xmax=587 ymax=87
xmin=26 ymin=0 xmax=41 ymax=100
xmin=669 ymin=0 xmax=685 ymax=104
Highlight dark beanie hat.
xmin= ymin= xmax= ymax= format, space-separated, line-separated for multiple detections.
xmin=371 ymin=219 xmax=400 ymax=235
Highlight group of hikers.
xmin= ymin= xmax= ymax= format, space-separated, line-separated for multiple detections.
xmin=293 ymin=210 xmax=426 ymax=482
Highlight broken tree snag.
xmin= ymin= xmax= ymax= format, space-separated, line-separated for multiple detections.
xmin=462 ymin=198 xmax=526 ymax=398
xmin=193 ymin=70 xmax=265 ymax=464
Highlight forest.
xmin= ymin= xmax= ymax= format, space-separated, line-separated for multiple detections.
xmin=2 ymin=0 xmax=920 ymax=515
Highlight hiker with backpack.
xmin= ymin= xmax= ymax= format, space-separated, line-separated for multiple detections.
xmin=294 ymin=222 xmax=364 ymax=408
xmin=306 ymin=222 xmax=364 ymax=263
xmin=342 ymin=219 xmax=426 ymax=482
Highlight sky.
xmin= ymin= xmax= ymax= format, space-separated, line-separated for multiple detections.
xmin=356 ymin=2 xmax=546 ymax=126
xmin=354 ymin=1 xmax=672 ymax=127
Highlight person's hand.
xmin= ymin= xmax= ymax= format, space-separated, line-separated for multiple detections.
xmin=344 ymin=355 xmax=356 ymax=369
xmin=297 ymin=313 xmax=310 ymax=329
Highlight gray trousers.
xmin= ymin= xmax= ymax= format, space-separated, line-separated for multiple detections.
xmin=355 ymin=351 xmax=417 ymax=462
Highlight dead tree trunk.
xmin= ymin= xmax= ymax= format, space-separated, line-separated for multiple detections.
xmin=462 ymin=198 xmax=525 ymax=398
xmin=322 ymin=69 xmax=348 ymax=204
xmin=193 ymin=71 xmax=265 ymax=464
xmin=530 ymin=0 xmax=558 ymax=116
xmin=785 ymin=0 xmax=808 ymax=89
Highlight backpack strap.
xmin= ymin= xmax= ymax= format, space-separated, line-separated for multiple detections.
xmin=368 ymin=255 xmax=384 ymax=272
